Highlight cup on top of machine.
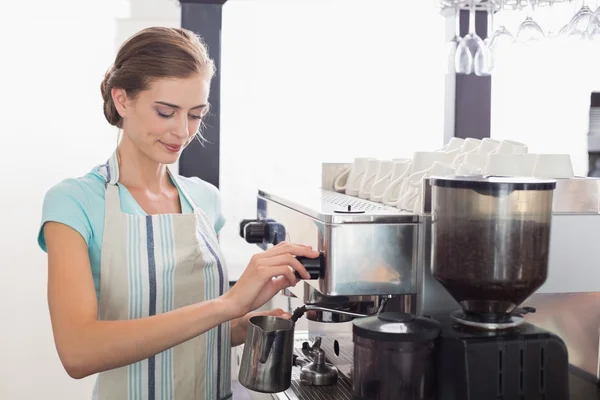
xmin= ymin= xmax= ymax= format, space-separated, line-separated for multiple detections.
xmin=369 ymin=160 xmax=397 ymax=202
xmin=495 ymin=139 xmax=528 ymax=154
xmin=397 ymin=161 xmax=456 ymax=213
xmin=380 ymin=160 xmax=412 ymax=205
xmin=358 ymin=159 xmax=385 ymax=199
xmin=533 ymin=154 xmax=574 ymax=179
xmin=332 ymin=157 xmax=374 ymax=196
xmin=484 ymin=154 xmax=537 ymax=177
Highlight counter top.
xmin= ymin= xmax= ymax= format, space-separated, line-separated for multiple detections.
xmin=236 ymin=372 xmax=599 ymax=400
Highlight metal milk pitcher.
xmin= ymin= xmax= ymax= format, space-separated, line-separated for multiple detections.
xmin=238 ymin=315 xmax=295 ymax=393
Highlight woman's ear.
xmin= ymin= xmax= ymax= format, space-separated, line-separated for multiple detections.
xmin=111 ymin=87 xmax=130 ymax=119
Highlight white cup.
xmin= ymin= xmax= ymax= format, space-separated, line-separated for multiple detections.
xmin=495 ymin=140 xmax=528 ymax=154
xmin=369 ymin=160 xmax=397 ymax=202
xmin=437 ymin=137 xmax=465 ymax=153
xmin=456 ymin=163 xmax=482 ymax=176
xmin=381 ymin=160 xmax=412 ymax=205
xmin=333 ymin=157 xmax=374 ymax=196
xmin=459 ymin=138 xmax=482 ymax=154
xmin=398 ymin=162 xmax=456 ymax=211
xmin=411 ymin=151 xmax=457 ymax=174
xmin=453 ymin=138 xmax=483 ymax=166
xmin=394 ymin=152 xmax=452 ymax=204
xmin=484 ymin=153 xmax=537 ymax=176
xmin=533 ymin=154 xmax=574 ymax=179
xmin=358 ymin=159 xmax=384 ymax=199
xmin=463 ymin=152 xmax=489 ymax=170
xmin=477 ymin=138 xmax=501 ymax=154
xmin=396 ymin=170 xmax=428 ymax=210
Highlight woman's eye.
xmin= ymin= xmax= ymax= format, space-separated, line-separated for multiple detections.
xmin=157 ymin=111 xmax=174 ymax=118
xmin=189 ymin=114 xmax=202 ymax=120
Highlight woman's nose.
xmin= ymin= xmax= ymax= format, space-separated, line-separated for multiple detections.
xmin=174 ymin=115 xmax=191 ymax=138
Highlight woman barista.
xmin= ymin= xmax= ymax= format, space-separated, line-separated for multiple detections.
xmin=37 ymin=27 xmax=317 ymax=400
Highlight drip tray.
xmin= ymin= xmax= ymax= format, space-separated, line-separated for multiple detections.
xmin=280 ymin=335 xmax=353 ymax=400
xmin=286 ymin=349 xmax=353 ymax=400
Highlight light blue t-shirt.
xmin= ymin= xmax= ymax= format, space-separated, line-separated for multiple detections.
xmin=37 ymin=164 xmax=226 ymax=302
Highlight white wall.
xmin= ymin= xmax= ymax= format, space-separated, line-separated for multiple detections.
xmin=490 ymin=4 xmax=596 ymax=176
xmin=219 ymin=0 xmax=448 ymax=279
xmin=0 ymin=0 xmax=179 ymax=398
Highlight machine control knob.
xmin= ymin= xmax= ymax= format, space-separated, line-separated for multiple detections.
xmin=240 ymin=220 xmax=269 ymax=244
xmin=239 ymin=219 xmax=286 ymax=245
xmin=295 ymin=252 xmax=325 ymax=280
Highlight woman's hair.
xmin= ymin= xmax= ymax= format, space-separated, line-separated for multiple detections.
xmin=100 ymin=27 xmax=215 ymax=128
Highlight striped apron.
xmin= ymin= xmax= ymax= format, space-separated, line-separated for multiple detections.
xmin=92 ymin=151 xmax=232 ymax=400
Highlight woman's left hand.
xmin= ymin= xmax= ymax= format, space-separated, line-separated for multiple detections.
xmin=230 ymin=308 xmax=292 ymax=347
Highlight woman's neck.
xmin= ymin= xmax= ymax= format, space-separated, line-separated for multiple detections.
xmin=116 ymin=135 xmax=171 ymax=192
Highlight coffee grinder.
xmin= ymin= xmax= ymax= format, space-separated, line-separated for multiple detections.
xmin=429 ymin=176 xmax=570 ymax=400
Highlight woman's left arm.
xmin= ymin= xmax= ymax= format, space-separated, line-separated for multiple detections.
xmin=230 ymin=308 xmax=291 ymax=347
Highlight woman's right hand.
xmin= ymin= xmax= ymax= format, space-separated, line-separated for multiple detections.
xmin=223 ymin=242 xmax=319 ymax=318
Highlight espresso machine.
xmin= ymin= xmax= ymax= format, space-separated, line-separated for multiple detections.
xmin=238 ymin=163 xmax=600 ymax=399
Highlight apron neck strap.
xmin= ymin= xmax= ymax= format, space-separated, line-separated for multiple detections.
xmin=167 ymin=169 xmax=198 ymax=211
xmin=99 ymin=150 xmax=120 ymax=186
xmin=100 ymin=148 xmax=198 ymax=210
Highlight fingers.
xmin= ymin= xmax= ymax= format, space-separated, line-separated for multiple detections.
xmin=261 ymin=242 xmax=319 ymax=259
xmin=249 ymin=277 xmax=293 ymax=310
xmin=259 ymin=265 xmax=298 ymax=287
xmin=259 ymin=254 xmax=310 ymax=280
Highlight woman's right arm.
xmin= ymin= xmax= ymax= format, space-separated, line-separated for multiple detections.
xmin=45 ymin=222 xmax=316 ymax=380
xmin=45 ymin=221 xmax=238 ymax=379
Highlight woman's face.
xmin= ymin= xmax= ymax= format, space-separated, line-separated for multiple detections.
xmin=115 ymin=73 xmax=211 ymax=165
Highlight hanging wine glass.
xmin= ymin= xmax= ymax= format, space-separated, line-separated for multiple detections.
xmin=456 ymin=0 xmax=487 ymax=74
xmin=488 ymin=0 xmax=514 ymax=50
xmin=586 ymin=0 xmax=600 ymax=39
xmin=474 ymin=4 xmax=494 ymax=75
xmin=447 ymin=5 xmax=464 ymax=73
xmin=514 ymin=0 xmax=546 ymax=42
xmin=560 ymin=0 xmax=594 ymax=38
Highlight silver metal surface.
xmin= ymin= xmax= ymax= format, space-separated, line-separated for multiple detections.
xmin=267 ymin=333 xmax=353 ymax=400
xmin=238 ymin=316 xmax=295 ymax=394
xmin=522 ymin=293 xmax=600 ymax=382
xmin=552 ymin=178 xmax=600 ymax=214
xmin=258 ymin=195 xmax=418 ymax=296
xmin=304 ymin=305 xmax=367 ymax=319
xmin=252 ymin=169 xmax=600 ymax=385
xmin=450 ymin=310 xmax=526 ymax=330
xmin=298 ymin=337 xmax=339 ymax=386
xmin=258 ymin=188 xmax=418 ymax=224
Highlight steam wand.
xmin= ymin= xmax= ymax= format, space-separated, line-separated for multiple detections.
xmin=290 ymin=304 xmax=368 ymax=323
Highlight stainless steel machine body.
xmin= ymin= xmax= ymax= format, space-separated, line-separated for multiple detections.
xmin=243 ymin=163 xmax=600 ymax=399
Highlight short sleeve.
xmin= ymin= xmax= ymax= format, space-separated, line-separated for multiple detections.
xmin=37 ymin=179 xmax=93 ymax=252
xmin=214 ymin=188 xmax=226 ymax=235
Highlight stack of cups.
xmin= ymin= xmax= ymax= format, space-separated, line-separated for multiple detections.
xmin=331 ymin=137 xmax=575 ymax=214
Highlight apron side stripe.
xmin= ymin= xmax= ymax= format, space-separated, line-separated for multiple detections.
xmin=127 ymin=215 xmax=135 ymax=400
xmin=136 ymin=219 xmax=143 ymax=400
xmin=200 ymin=232 xmax=223 ymax=399
xmin=159 ymin=214 xmax=168 ymax=400
xmin=204 ymin=258 xmax=213 ymax=399
xmin=146 ymin=215 xmax=157 ymax=400
xmin=167 ymin=217 xmax=175 ymax=399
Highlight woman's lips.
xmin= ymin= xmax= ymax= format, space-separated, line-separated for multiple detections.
xmin=160 ymin=142 xmax=182 ymax=153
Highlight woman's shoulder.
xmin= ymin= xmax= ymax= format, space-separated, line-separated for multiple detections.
xmin=38 ymin=167 xmax=107 ymax=252
xmin=175 ymin=174 xmax=226 ymax=234
xmin=43 ymin=167 xmax=107 ymax=209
